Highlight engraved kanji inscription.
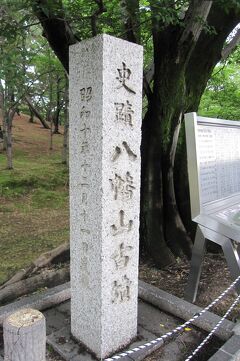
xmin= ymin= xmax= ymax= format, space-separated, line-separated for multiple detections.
xmin=80 ymin=87 xmax=92 ymax=102
xmin=114 ymin=100 xmax=134 ymax=126
xmin=81 ymin=160 xmax=90 ymax=179
xmin=81 ymin=228 xmax=90 ymax=234
xmin=80 ymin=209 xmax=87 ymax=222
xmin=109 ymin=172 xmax=136 ymax=200
xmin=80 ymin=106 xmax=91 ymax=121
xmin=122 ymin=141 xmax=137 ymax=160
xmin=80 ymin=140 xmax=89 ymax=154
xmin=112 ymin=275 xmax=131 ymax=303
xmin=116 ymin=62 xmax=136 ymax=94
xmin=112 ymin=242 xmax=133 ymax=270
xmin=111 ymin=210 xmax=133 ymax=236
xmin=80 ymin=242 xmax=90 ymax=287
xmin=112 ymin=146 xmax=121 ymax=162
xmin=80 ymin=123 xmax=91 ymax=139
xmin=112 ymin=142 xmax=137 ymax=162
xmin=81 ymin=192 xmax=88 ymax=205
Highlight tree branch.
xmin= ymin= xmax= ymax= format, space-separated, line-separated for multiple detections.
xmin=32 ymin=0 xmax=78 ymax=73
xmin=221 ymin=27 xmax=240 ymax=61
xmin=185 ymin=3 xmax=240 ymax=112
xmin=143 ymin=62 xmax=154 ymax=99
xmin=91 ymin=0 xmax=107 ymax=37
xmin=120 ymin=0 xmax=140 ymax=43
xmin=178 ymin=0 xmax=213 ymax=61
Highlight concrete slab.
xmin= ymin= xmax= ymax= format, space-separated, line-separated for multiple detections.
xmin=43 ymin=299 xmax=206 ymax=361
xmin=138 ymin=299 xmax=182 ymax=335
xmin=208 ymin=349 xmax=234 ymax=361
xmin=44 ymin=306 xmax=70 ymax=335
xmin=46 ymin=317 xmax=163 ymax=361
xmin=208 ymin=335 xmax=240 ymax=361
xmin=222 ymin=335 xmax=240 ymax=355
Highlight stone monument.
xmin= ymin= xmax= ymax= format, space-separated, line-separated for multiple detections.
xmin=69 ymin=34 xmax=143 ymax=358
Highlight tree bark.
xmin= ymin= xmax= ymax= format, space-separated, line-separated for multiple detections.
xmin=6 ymin=118 xmax=13 ymax=170
xmin=1 ymin=113 xmax=7 ymax=151
xmin=53 ymin=76 xmax=62 ymax=134
xmin=32 ymin=0 xmax=77 ymax=73
xmin=120 ymin=0 xmax=140 ymax=43
xmin=140 ymin=0 xmax=239 ymax=265
xmin=0 ymin=267 xmax=70 ymax=305
xmin=141 ymin=102 xmax=176 ymax=266
xmin=0 ymin=242 xmax=70 ymax=290
xmin=28 ymin=108 xmax=34 ymax=123
xmin=25 ymin=96 xmax=50 ymax=129
xmin=62 ymin=81 xmax=69 ymax=165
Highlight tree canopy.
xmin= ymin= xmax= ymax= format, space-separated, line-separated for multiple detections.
xmin=0 ymin=0 xmax=240 ymax=266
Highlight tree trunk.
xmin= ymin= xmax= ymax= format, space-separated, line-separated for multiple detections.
xmin=62 ymin=122 xmax=69 ymax=165
xmin=53 ymin=76 xmax=62 ymax=134
xmin=53 ymin=112 xmax=60 ymax=134
xmin=62 ymin=82 xmax=69 ymax=165
xmin=0 ymin=267 xmax=70 ymax=305
xmin=2 ymin=116 xmax=7 ymax=151
xmin=6 ymin=120 xmax=13 ymax=170
xmin=49 ymin=115 xmax=53 ymax=150
xmin=28 ymin=108 xmax=34 ymax=123
xmin=141 ymin=102 xmax=176 ymax=267
xmin=0 ymin=242 xmax=70 ymax=290
xmin=25 ymin=96 xmax=50 ymax=129
xmin=163 ymin=114 xmax=192 ymax=258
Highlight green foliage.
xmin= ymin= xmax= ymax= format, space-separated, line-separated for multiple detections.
xmin=199 ymin=51 xmax=240 ymax=120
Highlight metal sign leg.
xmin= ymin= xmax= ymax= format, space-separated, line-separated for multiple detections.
xmin=185 ymin=226 xmax=206 ymax=303
xmin=221 ymin=239 xmax=240 ymax=294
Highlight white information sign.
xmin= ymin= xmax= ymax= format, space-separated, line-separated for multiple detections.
xmin=197 ymin=124 xmax=240 ymax=204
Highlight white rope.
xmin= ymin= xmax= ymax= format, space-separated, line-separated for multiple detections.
xmin=104 ymin=275 xmax=240 ymax=361
xmin=184 ymin=292 xmax=240 ymax=361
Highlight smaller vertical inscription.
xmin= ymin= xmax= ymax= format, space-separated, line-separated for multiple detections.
xmin=80 ymin=87 xmax=92 ymax=102
xmin=80 ymin=242 xmax=90 ymax=287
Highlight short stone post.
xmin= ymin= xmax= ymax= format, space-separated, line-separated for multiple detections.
xmin=3 ymin=308 xmax=46 ymax=361
xmin=69 ymin=34 xmax=143 ymax=359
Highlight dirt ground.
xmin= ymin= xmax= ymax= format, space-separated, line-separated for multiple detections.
xmin=139 ymin=251 xmax=240 ymax=320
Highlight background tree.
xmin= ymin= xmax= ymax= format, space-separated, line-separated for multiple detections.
xmin=0 ymin=7 xmax=28 ymax=169
xmin=1 ymin=0 xmax=239 ymax=266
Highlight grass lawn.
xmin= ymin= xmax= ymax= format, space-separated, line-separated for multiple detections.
xmin=0 ymin=114 xmax=69 ymax=284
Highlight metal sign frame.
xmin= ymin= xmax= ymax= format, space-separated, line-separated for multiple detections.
xmin=184 ymin=112 xmax=240 ymax=302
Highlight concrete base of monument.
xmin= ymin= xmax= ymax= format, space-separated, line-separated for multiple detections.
xmin=0 ymin=281 xmax=239 ymax=361
xmin=41 ymin=299 xmax=205 ymax=361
